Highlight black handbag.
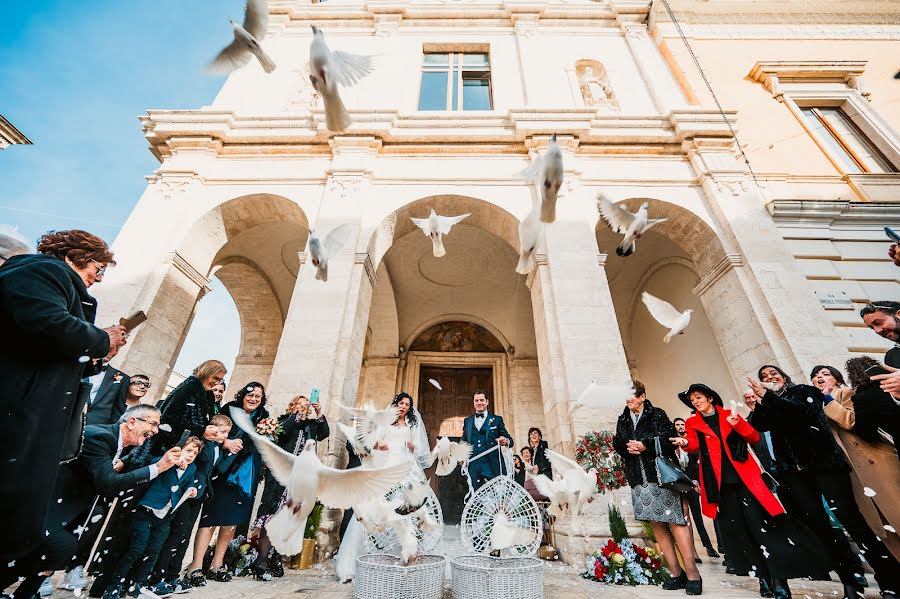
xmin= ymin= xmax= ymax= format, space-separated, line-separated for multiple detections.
xmin=59 ymin=381 xmax=92 ymax=464
xmin=654 ymin=437 xmax=694 ymax=493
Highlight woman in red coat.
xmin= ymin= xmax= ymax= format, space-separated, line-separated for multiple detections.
xmin=671 ymin=384 xmax=828 ymax=599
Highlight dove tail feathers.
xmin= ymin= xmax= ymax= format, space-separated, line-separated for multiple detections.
xmin=255 ymin=48 xmax=277 ymax=73
xmin=315 ymin=266 xmax=327 ymax=282
xmin=540 ymin=201 xmax=556 ymax=224
xmin=267 ymin=509 xmax=308 ymax=557
xmin=432 ymin=237 xmax=446 ymax=258
xmin=322 ymin=90 xmax=352 ymax=132
xmin=516 ymin=251 xmax=534 ymax=275
xmin=663 ymin=333 xmax=673 ymax=344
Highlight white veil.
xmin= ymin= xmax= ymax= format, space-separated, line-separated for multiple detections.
xmin=411 ymin=407 xmax=433 ymax=470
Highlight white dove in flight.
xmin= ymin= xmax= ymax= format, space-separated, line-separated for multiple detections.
xmin=207 ymin=0 xmax=276 ymax=74
xmin=308 ymin=223 xmax=353 ymax=282
xmin=229 ymin=407 xmax=410 ymax=556
xmin=410 ymin=210 xmax=470 ymax=258
xmin=568 ymin=381 xmax=636 ymax=416
xmin=430 ymin=436 xmax=473 ymax=476
xmin=596 ymin=194 xmax=667 ymax=257
xmin=545 ymin=449 xmax=597 ymax=516
xmin=532 ymin=473 xmax=571 ymax=519
xmin=309 ymin=26 xmax=374 ymax=132
xmin=490 ymin=512 xmax=534 ymax=551
xmin=516 ymin=190 xmax=545 ymax=275
xmin=520 ymin=133 xmax=564 ymax=223
xmin=641 ymin=291 xmax=693 ymax=343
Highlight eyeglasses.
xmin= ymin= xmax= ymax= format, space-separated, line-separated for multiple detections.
xmin=134 ymin=416 xmax=160 ymax=430
xmin=130 ymin=380 xmax=151 ymax=388
xmin=91 ymin=260 xmax=108 ymax=277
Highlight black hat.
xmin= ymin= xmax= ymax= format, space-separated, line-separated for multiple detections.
xmin=678 ymin=383 xmax=724 ymax=410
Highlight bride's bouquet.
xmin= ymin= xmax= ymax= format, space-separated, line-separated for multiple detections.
xmin=256 ymin=417 xmax=283 ymax=441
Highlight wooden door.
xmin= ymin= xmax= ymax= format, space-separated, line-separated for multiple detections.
xmin=418 ymin=366 xmax=493 ymax=524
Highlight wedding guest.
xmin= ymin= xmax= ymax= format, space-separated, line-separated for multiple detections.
xmin=859 ymin=301 xmax=900 ymax=368
xmin=460 ymin=390 xmax=513 ymax=492
xmin=526 ymin=427 xmax=552 ymax=478
xmin=672 ymin=384 xmax=828 ymax=599
xmin=212 ymin=380 xmax=227 ymax=411
xmin=187 ymin=382 xmax=269 ymax=582
xmin=613 ymin=381 xmax=701 ymax=595
xmin=0 ymin=229 xmax=126 ymax=563
xmin=513 ymin=454 xmax=527 ymax=487
xmin=674 ymin=417 xmax=718 ymax=560
xmin=84 ymin=365 xmax=131 ymax=426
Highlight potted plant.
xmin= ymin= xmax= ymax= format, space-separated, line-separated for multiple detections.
xmin=297 ymin=502 xmax=323 ymax=570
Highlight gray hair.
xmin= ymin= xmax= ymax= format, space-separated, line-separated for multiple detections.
xmin=118 ymin=404 xmax=160 ymax=425
xmin=0 ymin=225 xmax=31 ymax=260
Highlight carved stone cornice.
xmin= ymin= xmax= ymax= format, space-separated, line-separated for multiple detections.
xmin=355 ymin=252 xmax=378 ymax=288
xmin=165 ymin=252 xmax=212 ymax=297
xmin=766 ymin=198 xmax=900 ymax=227
xmin=693 ymin=254 xmax=743 ymax=296
xmin=0 ymin=114 xmax=31 ymax=149
xmin=597 ymin=253 xmax=608 ymax=268
xmin=748 ymin=61 xmax=868 ymax=102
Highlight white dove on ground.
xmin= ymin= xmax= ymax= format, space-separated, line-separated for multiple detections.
xmin=309 ymin=26 xmax=374 ymax=132
xmin=641 ymin=291 xmax=693 ymax=343
xmin=516 ymin=190 xmax=545 ymax=275
xmin=520 ymin=134 xmax=564 ymax=224
xmin=596 ymin=194 xmax=667 ymax=257
xmin=308 ymin=223 xmax=353 ymax=282
xmin=410 ymin=210 xmax=470 ymax=258
xmin=490 ymin=512 xmax=535 ymax=551
xmin=207 ymin=0 xmax=276 ymax=74
xmin=568 ymin=381 xmax=636 ymax=416
xmin=545 ymin=449 xmax=597 ymax=516
xmin=229 ymin=407 xmax=409 ymax=555
xmin=430 ymin=436 xmax=473 ymax=476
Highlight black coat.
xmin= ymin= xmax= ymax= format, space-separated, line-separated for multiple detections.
xmin=85 ymin=367 xmax=131 ymax=426
xmin=0 ymin=254 xmax=110 ymax=561
xmin=748 ymin=383 xmax=848 ymax=475
xmin=850 ymin=383 xmax=900 ymax=446
xmin=613 ymin=400 xmax=679 ymax=487
xmin=214 ymin=401 xmax=270 ymax=482
xmin=528 ymin=439 xmax=553 ymax=478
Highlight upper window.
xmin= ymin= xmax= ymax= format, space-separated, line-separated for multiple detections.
xmin=800 ymin=107 xmax=896 ymax=174
xmin=418 ymin=52 xmax=492 ymax=111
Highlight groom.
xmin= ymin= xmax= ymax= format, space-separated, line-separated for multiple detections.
xmin=461 ymin=390 xmax=513 ymax=492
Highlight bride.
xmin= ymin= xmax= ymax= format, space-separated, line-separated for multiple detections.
xmin=335 ymin=392 xmax=432 ymax=582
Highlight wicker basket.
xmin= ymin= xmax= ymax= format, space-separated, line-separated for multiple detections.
xmin=353 ymin=554 xmax=446 ymax=599
xmin=450 ymin=555 xmax=544 ymax=599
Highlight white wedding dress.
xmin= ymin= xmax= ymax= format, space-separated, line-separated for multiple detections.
xmin=334 ymin=416 xmax=431 ymax=582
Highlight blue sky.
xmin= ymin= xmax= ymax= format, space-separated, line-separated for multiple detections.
xmin=0 ymin=1 xmax=243 ymax=381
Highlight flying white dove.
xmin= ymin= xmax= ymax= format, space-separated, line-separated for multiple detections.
xmin=428 ymin=378 xmax=442 ymax=391
xmin=490 ymin=512 xmax=535 ymax=551
xmin=641 ymin=291 xmax=693 ymax=343
xmin=207 ymin=0 xmax=276 ymax=74
xmin=409 ymin=503 xmax=440 ymax=533
xmin=354 ymin=496 xmax=406 ymax=534
xmin=308 ymin=223 xmax=353 ymax=282
xmin=229 ymin=407 xmax=409 ymax=555
xmin=568 ymin=381 xmax=636 ymax=416
xmin=430 ymin=436 xmax=473 ymax=476
xmin=516 ymin=190 xmax=545 ymax=275
xmin=520 ymin=134 xmax=564 ymax=223
xmin=309 ymin=26 xmax=374 ymax=132
xmin=596 ymin=194 xmax=667 ymax=257
xmin=532 ymin=474 xmax=571 ymax=519
xmin=396 ymin=479 xmax=431 ymax=513
xmin=545 ymin=449 xmax=598 ymax=516
xmin=410 ymin=210 xmax=470 ymax=258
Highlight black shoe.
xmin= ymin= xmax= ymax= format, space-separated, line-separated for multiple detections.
xmin=249 ymin=562 xmax=271 ymax=582
xmin=853 ymin=573 xmax=868 ymax=588
xmin=663 ymin=572 xmax=687 ymax=590
xmin=725 ymin=564 xmax=738 ymax=575
xmin=686 ymin=578 xmax=703 ymax=596
xmin=843 ymin=583 xmax=864 ymax=599
xmin=706 ymin=548 xmax=720 ymax=559
xmin=759 ymin=578 xmax=774 ymax=598
xmin=186 ymin=569 xmax=206 ymax=588
xmin=101 ymin=584 xmax=123 ymax=599
xmin=771 ymin=578 xmax=791 ymax=599
xmin=207 ymin=567 xmax=232 ymax=583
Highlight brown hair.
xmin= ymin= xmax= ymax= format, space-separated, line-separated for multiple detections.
xmin=193 ymin=360 xmax=227 ymax=382
xmin=209 ymin=414 xmax=233 ymax=428
xmin=37 ymin=230 xmax=115 ymax=268
xmin=286 ymin=395 xmax=308 ymax=415
xmin=632 ymin=380 xmax=646 ymax=397
xmin=845 ymin=356 xmax=880 ymax=390
xmin=183 ymin=436 xmax=204 ymax=452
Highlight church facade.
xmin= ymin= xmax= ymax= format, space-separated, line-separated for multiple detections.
xmin=95 ymin=0 xmax=900 ymax=562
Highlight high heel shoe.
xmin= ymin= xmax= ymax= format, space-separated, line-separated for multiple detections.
xmin=685 ymin=578 xmax=703 ymax=596
xmin=771 ymin=578 xmax=791 ymax=599
xmin=662 ymin=572 xmax=687 ymax=590
xmin=206 ymin=567 xmax=232 ymax=583
xmin=249 ymin=563 xmax=272 ymax=582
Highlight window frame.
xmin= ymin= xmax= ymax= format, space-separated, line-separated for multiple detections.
xmin=798 ymin=105 xmax=896 ymax=174
xmin=417 ymin=51 xmax=493 ymax=112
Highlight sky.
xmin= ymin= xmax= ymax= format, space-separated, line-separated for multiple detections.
xmin=0 ymin=1 xmax=244 ymax=380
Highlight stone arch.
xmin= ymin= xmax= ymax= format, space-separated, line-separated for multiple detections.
xmin=403 ymin=314 xmax=512 ymax=353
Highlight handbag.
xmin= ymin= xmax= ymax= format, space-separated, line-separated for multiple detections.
xmin=654 ymin=437 xmax=694 ymax=493
xmin=59 ymin=381 xmax=92 ymax=464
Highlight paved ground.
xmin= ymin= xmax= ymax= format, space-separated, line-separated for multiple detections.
xmin=38 ymin=525 xmax=879 ymax=599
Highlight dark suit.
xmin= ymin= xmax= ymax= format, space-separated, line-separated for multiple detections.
xmin=85 ymin=367 xmax=131 ymax=426
xmin=461 ymin=413 xmax=513 ymax=491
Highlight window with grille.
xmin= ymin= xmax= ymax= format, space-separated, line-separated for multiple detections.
xmin=418 ymin=52 xmax=492 ymax=111
xmin=800 ymin=107 xmax=896 ymax=174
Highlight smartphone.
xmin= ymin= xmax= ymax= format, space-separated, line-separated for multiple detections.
xmin=119 ymin=311 xmax=148 ymax=332
xmin=310 ymin=388 xmax=320 ymax=404
xmin=886 ymin=227 xmax=900 ymax=243
xmin=865 ymin=364 xmax=890 ymax=379
xmin=177 ymin=429 xmax=192 ymax=448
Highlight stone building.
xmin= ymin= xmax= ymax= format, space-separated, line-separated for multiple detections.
xmin=0 ymin=114 xmax=31 ymax=150
xmin=95 ymin=0 xmax=900 ymax=562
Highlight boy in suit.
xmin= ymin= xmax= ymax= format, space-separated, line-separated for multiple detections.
xmin=151 ymin=414 xmax=233 ymax=589
xmin=102 ymin=437 xmax=203 ymax=599
xmin=460 ymin=390 xmax=513 ymax=492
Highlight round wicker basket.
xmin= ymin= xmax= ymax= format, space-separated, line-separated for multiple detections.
xmin=450 ymin=555 xmax=544 ymax=599
xmin=353 ymin=554 xmax=446 ymax=599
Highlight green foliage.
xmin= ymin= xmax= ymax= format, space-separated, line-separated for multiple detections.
xmin=608 ymin=504 xmax=628 ymax=543
xmin=304 ymin=502 xmax=324 ymax=539
xmin=640 ymin=521 xmax=656 ymax=543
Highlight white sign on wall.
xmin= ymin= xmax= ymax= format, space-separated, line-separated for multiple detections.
xmin=815 ymin=291 xmax=853 ymax=309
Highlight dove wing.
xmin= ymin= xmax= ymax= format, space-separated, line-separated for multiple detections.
xmin=207 ymin=40 xmax=252 ymax=74
xmin=641 ymin=291 xmax=684 ymax=328
xmin=336 ymin=422 xmax=364 ymax=455
xmin=335 ymin=400 xmax=368 ymax=421
xmin=436 ymin=213 xmax=471 ymax=235
xmin=243 ymin=0 xmax=269 ymax=40
xmin=400 ymin=480 xmax=430 ymax=511
xmin=519 ymin=155 xmax=542 ymax=185
xmin=596 ymin=195 xmax=636 ymax=234
xmin=449 ymin=440 xmax=473 ymax=462
xmin=532 ymin=474 xmax=560 ymax=499
xmin=329 ymin=50 xmax=374 ymax=86
xmin=371 ymin=405 xmax=400 ymax=428
xmin=410 ymin=216 xmax=432 ymax=235
xmin=316 ymin=461 xmax=410 ymax=509
xmin=228 ymin=407 xmax=295 ymax=487
xmin=545 ymin=448 xmax=582 ymax=478
xmin=642 ymin=217 xmax=668 ymax=233
xmin=577 ymin=383 xmax=636 ymax=410
xmin=323 ymin=223 xmax=354 ymax=260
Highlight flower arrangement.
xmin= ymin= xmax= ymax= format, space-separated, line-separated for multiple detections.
xmin=575 ymin=430 xmax=627 ymax=493
xmin=256 ymin=417 xmax=283 ymax=441
xmin=583 ymin=539 xmax=669 ymax=586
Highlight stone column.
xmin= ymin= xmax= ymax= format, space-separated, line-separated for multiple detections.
xmin=619 ymin=22 xmax=688 ymax=115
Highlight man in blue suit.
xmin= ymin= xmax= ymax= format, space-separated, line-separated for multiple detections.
xmin=460 ymin=390 xmax=513 ymax=492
